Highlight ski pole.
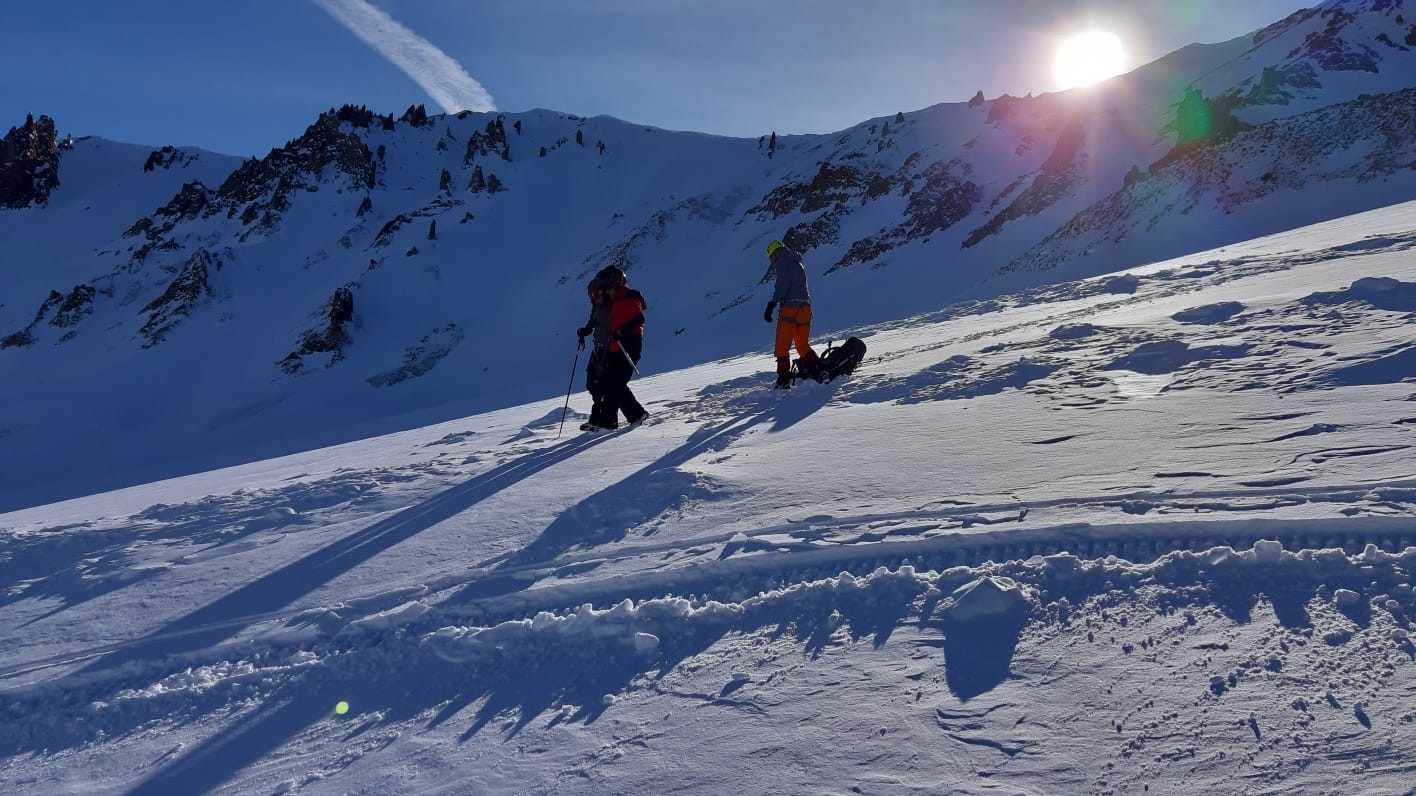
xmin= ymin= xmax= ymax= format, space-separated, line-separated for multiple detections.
xmin=613 ymin=330 xmax=641 ymax=377
xmin=556 ymin=343 xmax=582 ymax=439
xmin=620 ymin=346 xmax=640 ymax=377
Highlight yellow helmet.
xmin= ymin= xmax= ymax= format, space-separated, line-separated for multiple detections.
xmin=765 ymin=239 xmax=784 ymax=259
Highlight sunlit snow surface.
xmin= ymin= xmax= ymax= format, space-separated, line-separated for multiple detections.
xmin=2 ymin=203 xmax=1415 ymax=794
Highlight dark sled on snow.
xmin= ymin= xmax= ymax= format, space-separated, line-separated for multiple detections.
xmin=798 ymin=337 xmax=867 ymax=383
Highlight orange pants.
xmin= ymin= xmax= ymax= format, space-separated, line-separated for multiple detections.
xmin=774 ymin=304 xmax=818 ymax=375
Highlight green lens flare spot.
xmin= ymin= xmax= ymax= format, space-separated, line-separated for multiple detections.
xmin=335 ymin=700 xmax=350 ymax=715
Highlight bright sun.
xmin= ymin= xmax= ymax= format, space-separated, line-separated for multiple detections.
xmin=1054 ymin=31 xmax=1126 ymax=90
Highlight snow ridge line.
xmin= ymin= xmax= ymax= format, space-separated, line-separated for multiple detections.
xmin=437 ymin=514 xmax=1416 ymax=626
xmin=2 ymin=503 xmax=1410 ymax=690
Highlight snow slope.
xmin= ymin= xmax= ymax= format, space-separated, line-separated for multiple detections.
xmin=2 ymin=201 xmax=1414 ymax=794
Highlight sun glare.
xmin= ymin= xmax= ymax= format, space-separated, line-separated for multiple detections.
xmin=1054 ymin=31 xmax=1126 ymax=90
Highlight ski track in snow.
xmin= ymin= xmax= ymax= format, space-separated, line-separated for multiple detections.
xmin=3 ymin=206 xmax=1416 ymax=793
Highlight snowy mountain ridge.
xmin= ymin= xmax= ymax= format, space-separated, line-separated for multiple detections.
xmin=3 ymin=0 xmax=1416 ymax=510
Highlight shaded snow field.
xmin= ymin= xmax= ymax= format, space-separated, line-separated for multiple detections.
xmin=2 ymin=203 xmax=1416 ymax=793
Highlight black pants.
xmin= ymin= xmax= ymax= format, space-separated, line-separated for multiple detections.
xmin=585 ymin=348 xmax=616 ymax=428
xmin=602 ymin=349 xmax=645 ymax=425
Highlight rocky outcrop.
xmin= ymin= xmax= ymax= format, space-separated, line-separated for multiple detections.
xmin=333 ymin=104 xmax=393 ymax=130
xmin=1003 ymin=86 xmax=1416 ymax=275
xmin=464 ymin=117 xmax=511 ymax=163
xmin=1 ymin=114 xmax=60 ymax=209
xmin=1244 ymin=63 xmax=1323 ymax=106
xmin=964 ymin=114 xmax=1088 ymax=248
xmin=373 ymin=214 xmax=415 ymax=248
xmin=0 ymin=283 xmax=96 ymax=347
xmin=142 ymin=146 xmax=197 ymax=172
xmin=825 ymin=157 xmax=980 ymax=273
xmin=123 ymin=180 xmax=213 ymax=260
xmin=782 ymin=209 xmax=843 ymax=253
xmin=211 ymin=111 xmax=375 ymax=236
xmin=50 ymin=285 xmax=95 ymax=328
xmin=281 ymin=286 xmax=356 ymax=374
xmin=749 ymin=162 xmax=864 ymax=219
xmin=0 ymin=290 xmax=61 ymax=348
xmin=139 ymin=249 xmax=220 ymax=347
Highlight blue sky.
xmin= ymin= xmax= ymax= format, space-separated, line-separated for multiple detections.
xmin=3 ymin=0 xmax=1308 ymax=156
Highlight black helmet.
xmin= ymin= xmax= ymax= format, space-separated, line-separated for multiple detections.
xmin=596 ymin=266 xmax=627 ymax=285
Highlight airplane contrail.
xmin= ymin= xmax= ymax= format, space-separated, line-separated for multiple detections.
xmin=313 ymin=0 xmax=495 ymax=114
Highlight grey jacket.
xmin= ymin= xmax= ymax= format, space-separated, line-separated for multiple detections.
xmin=770 ymin=246 xmax=811 ymax=306
xmin=586 ymin=302 xmax=611 ymax=348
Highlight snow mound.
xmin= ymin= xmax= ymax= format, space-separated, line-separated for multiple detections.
xmin=942 ymin=575 xmax=1029 ymax=622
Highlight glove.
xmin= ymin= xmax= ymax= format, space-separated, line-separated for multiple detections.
xmin=763 ymin=302 xmax=776 ymax=323
xmin=577 ymin=326 xmax=591 ymax=339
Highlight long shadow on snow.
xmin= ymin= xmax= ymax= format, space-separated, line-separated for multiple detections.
xmin=4 ymin=468 xmax=415 ymax=628
xmin=449 ymin=385 xmax=835 ymax=601
xmin=125 ymin=622 xmax=727 ymax=794
xmin=62 ymin=433 xmax=615 ymax=682
xmin=124 ymin=543 xmax=1415 ymax=789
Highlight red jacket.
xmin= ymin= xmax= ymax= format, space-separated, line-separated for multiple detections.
xmin=608 ymin=284 xmax=646 ymax=359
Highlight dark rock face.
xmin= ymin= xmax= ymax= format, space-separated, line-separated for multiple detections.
xmin=142 ymin=146 xmax=196 ymax=172
xmin=1255 ymin=2 xmax=1394 ymax=74
xmin=783 ymin=209 xmax=842 ymax=253
xmin=0 ymin=290 xmax=62 ymax=348
xmin=50 ymin=285 xmax=95 ymax=328
xmin=1298 ymin=9 xmax=1381 ymax=73
xmin=0 ymin=329 xmax=34 ymax=348
xmin=964 ymin=115 xmax=1088 ymax=248
xmin=334 ymin=104 xmax=393 ymax=130
xmin=1005 ymin=86 xmax=1416 ymax=275
xmin=0 ymin=284 xmax=95 ymax=347
xmin=398 ymin=104 xmax=429 ymax=128
xmin=463 ymin=118 xmax=511 ymax=163
xmin=801 ymin=163 xmax=861 ymax=214
xmin=749 ymin=162 xmax=864 ymax=219
xmin=0 ymin=114 xmax=61 ymax=209
xmin=373 ymin=214 xmax=415 ymax=247
xmin=212 ymin=111 xmax=375 ymax=235
xmin=1246 ymin=63 xmax=1323 ymax=106
xmin=281 ymin=286 xmax=356 ymax=374
xmin=905 ymin=161 xmax=983 ymax=240
xmin=140 ymin=249 xmax=220 ymax=347
xmin=827 ymin=157 xmax=980 ymax=273
xmin=122 ymin=180 xmax=213 ymax=261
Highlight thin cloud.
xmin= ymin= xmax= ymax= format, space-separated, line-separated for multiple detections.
xmin=313 ymin=0 xmax=495 ymax=114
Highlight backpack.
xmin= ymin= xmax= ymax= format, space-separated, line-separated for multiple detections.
xmin=800 ymin=337 xmax=867 ymax=383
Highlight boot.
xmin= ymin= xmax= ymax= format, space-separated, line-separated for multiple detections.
xmin=800 ymin=357 xmax=825 ymax=383
xmin=775 ymin=373 xmax=793 ymax=390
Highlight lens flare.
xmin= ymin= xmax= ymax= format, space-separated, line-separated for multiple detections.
xmin=1054 ymin=32 xmax=1126 ymax=90
xmin=335 ymin=700 xmax=350 ymax=715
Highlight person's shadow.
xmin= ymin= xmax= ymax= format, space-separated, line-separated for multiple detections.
xmin=47 ymin=432 xmax=616 ymax=686
xmin=455 ymin=381 xmax=837 ymax=597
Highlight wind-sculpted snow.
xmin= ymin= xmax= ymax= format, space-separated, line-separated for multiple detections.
xmin=2 ymin=201 xmax=1416 ymax=794
xmin=2 ymin=539 xmax=1413 ymax=793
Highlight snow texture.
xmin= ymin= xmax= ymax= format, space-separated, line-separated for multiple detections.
xmin=1 ymin=200 xmax=1415 ymax=795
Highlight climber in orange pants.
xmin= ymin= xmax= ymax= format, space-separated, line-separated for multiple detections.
xmin=763 ymin=240 xmax=821 ymax=388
